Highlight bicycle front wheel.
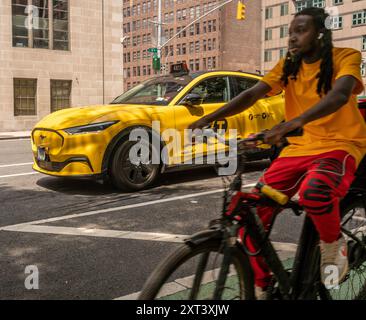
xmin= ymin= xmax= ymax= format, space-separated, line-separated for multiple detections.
xmin=138 ymin=239 xmax=254 ymax=300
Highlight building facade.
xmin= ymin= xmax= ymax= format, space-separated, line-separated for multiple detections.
xmin=122 ymin=0 xmax=262 ymax=91
xmin=0 ymin=0 xmax=123 ymax=131
xmin=262 ymin=0 xmax=366 ymax=94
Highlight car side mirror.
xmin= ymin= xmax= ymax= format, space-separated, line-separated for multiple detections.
xmin=181 ymin=93 xmax=204 ymax=107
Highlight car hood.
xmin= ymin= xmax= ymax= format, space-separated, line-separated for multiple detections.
xmin=34 ymin=104 xmax=155 ymax=130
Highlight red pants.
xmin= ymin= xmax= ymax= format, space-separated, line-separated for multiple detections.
xmin=243 ymin=150 xmax=356 ymax=288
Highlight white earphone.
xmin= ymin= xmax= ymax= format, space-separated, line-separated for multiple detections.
xmin=318 ymin=33 xmax=324 ymax=39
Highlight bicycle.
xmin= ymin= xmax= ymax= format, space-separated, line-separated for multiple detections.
xmin=138 ymin=128 xmax=366 ymax=300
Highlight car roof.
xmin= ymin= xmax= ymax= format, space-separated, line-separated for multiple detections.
xmin=191 ymin=70 xmax=264 ymax=77
xmin=152 ymin=70 xmax=263 ymax=83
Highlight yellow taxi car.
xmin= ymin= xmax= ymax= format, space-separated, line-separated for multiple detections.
xmin=32 ymin=63 xmax=285 ymax=191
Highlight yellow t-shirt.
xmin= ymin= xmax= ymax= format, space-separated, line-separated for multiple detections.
xmin=261 ymin=47 xmax=366 ymax=166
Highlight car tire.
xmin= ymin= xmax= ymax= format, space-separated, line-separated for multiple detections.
xmin=109 ymin=138 xmax=160 ymax=191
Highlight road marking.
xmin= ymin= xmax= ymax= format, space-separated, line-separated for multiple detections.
xmin=0 ymin=162 xmax=33 ymax=168
xmin=1 ymin=225 xmax=188 ymax=243
xmin=0 ymin=184 xmax=257 ymax=230
xmin=0 ymin=183 xmax=255 ymax=231
xmin=1 ymin=224 xmax=297 ymax=254
xmin=0 ymin=189 xmax=219 ymax=229
xmin=0 ymin=172 xmax=39 ymax=179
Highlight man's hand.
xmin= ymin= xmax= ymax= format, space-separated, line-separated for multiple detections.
xmin=263 ymin=118 xmax=303 ymax=145
xmin=188 ymin=117 xmax=210 ymax=131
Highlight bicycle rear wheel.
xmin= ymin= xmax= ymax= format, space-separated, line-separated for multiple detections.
xmin=327 ymin=197 xmax=366 ymax=300
xmin=138 ymin=239 xmax=254 ymax=300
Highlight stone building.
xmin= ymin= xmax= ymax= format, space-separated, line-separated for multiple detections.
xmin=0 ymin=0 xmax=123 ymax=131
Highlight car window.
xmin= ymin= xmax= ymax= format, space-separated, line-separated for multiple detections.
xmin=132 ymin=82 xmax=184 ymax=103
xmin=188 ymin=77 xmax=229 ymax=104
xmin=110 ymin=76 xmax=191 ymax=105
xmin=232 ymin=76 xmax=258 ymax=98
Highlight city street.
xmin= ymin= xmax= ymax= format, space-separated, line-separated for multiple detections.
xmin=0 ymin=138 xmax=303 ymax=300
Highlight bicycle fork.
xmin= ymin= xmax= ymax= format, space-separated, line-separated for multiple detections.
xmin=242 ymin=208 xmax=292 ymax=299
xmin=213 ymin=224 xmax=240 ymax=300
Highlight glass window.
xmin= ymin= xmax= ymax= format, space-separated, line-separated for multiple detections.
xmin=195 ymin=59 xmax=200 ymax=71
xmin=280 ymin=25 xmax=288 ymax=38
xmin=264 ymin=50 xmax=272 ymax=62
xmin=265 ymin=28 xmax=272 ymax=41
xmin=189 ymin=25 xmax=194 ymax=36
xmin=52 ymin=2 xmax=67 ymax=46
xmin=50 ymin=80 xmax=72 ymax=112
xmin=233 ymin=77 xmax=258 ymax=97
xmin=33 ymin=0 xmax=49 ymax=48
xmin=280 ymin=3 xmax=288 ymax=16
xmin=362 ymin=36 xmax=366 ymax=51
xmin=189 ymin=42 xmax=194 ymax=54
xmin=189 ymin=77 xmax=229 ymax=104
xmin=14 ymin=78 xmax=37 ymax=116
xmin=279 ymin=48 xmax=287 ymax=59
xmin=111 ymin=76 xmax=192 ymax=105
xmin=195 ymin=41 xmax=200 ymax=53
xmin=333 ymin=0 xmax=343 ymax=5
xmin=330 ymin=16 xmax=343 ymax=29
xmin=12 ymin=0 xmax=29 ymax=47
xmin=361 ymin=62 xmax=366 ymax=77
xmin=295 ymin=1 xmax=307 ymax=13
xmin=12 ymin=0 xmax=69 ymax=50
xmin=352 ymin=12 xmax=366 ymax=26
xmin=189 ymin=59 xmax=194 ymax=71
xmin=312 ymin=0 xmax=325 ymax=8
xmin=265 ymin=7 xmax=273 ymax=19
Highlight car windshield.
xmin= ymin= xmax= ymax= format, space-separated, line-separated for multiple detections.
xmin=110 ymin=75 xmax=193 ymax=106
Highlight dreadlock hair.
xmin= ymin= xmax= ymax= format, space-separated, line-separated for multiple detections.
xmin=280 ymin=7 xmax=334 ymax=97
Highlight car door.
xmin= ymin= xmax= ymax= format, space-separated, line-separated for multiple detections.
xmin=232 ymin=76 xmax=285 ymax=139
xmin=172 ymin=75 xmax=241 ymax=164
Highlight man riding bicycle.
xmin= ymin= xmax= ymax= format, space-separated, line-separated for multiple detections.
xmin=189 ymin=7 xmax=366 ymax=299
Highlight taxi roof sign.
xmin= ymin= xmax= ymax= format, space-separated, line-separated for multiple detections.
xmin=170 ymin=62 xmax=189 ymax=76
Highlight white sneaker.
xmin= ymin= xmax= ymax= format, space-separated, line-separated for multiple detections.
xmin=319 ymin=236 xmax=349 ymax=289
xmin=255 ymin=286 xmax=267 ymax=300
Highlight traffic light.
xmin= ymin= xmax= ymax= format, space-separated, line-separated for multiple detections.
xmin=152 ymin=55 xmax=161 ymax=71
xmin=236 ymin=1 xmax=246 ymax=20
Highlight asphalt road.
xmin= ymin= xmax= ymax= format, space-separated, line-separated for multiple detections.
xmin=0 ymin=139 xmax=303 ymax=300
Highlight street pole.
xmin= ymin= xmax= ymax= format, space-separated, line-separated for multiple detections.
xmin=157 ymin=0 xmax=162 ymax=61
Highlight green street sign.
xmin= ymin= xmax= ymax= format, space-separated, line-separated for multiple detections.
xmin=148 ymin=48 xmax=158 ymax=53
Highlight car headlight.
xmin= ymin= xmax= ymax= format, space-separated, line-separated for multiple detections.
xmin=63 ymin=121 xmax=119 ymax=135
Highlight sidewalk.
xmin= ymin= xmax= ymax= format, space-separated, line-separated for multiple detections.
xmin=0 ymin=131 xmax=31 ymax=140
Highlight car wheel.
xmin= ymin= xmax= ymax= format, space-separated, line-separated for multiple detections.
xmin=109 ymin=138 xmax=160 ymax=191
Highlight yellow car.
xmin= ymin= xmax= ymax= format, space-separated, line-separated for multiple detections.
xmin=32 ymin=64 xmax=285 ymax=191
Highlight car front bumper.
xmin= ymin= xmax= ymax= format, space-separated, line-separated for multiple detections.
xmin=31 ymin=127 xmax=112 ymax=177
